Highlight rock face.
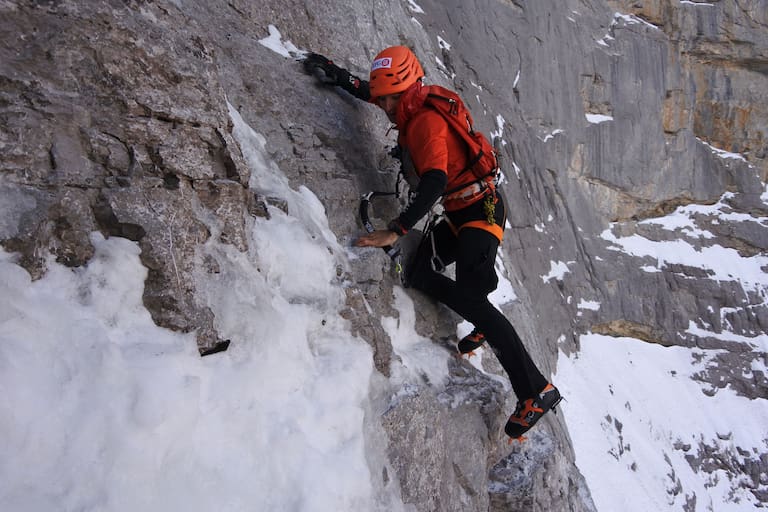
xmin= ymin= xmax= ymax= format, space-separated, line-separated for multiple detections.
xmin=1 ymin=0 xmax=766 ymax=510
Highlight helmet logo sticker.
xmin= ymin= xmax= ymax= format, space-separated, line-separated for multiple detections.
xmin=371 ymin=57 xmax=393 ymax=71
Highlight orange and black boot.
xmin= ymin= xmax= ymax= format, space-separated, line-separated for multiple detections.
xmin=504 ymin=383 xmax=562 ymax=440
xmin=457 ymin=328 xmax=486 ymax=354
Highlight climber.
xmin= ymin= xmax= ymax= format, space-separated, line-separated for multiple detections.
xmin=303 ymin=47 xmax=561 ymax=440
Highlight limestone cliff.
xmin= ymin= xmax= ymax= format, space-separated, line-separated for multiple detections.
xmin=1 ymin=0 xmax=766 ymax=510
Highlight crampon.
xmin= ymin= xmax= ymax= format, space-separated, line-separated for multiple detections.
xmin=504 ymin=383 xmax=562 ymax=442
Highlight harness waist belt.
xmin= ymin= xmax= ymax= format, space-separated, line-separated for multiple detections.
xmin=444 ymin=181 xmax=488 ymax=203
xmin=459 ymin=220 xmax=504 ymax=242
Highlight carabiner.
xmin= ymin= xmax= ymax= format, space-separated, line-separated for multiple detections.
xmin=429 ymin=229 xmax=446 ymax=273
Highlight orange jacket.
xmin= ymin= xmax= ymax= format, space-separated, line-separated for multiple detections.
xmin=397 ymin=85 xmax=489 ymax=212
xmin=390 ymin=83 xmax=503 ymax=241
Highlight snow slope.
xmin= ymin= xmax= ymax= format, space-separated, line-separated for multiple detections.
xmin=557 ymin=191 xmax=768 ymax=511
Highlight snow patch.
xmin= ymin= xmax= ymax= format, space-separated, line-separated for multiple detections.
xmin=639 ymin=192 xmax=768 ymax=235
xmin=490 ymin=114 xmax=505 ymax=142
xmin=382 ymin=287 xmax=450 ymax=388
xmin=490 ymin=255 xmax=518 ymax=306
xmin=613 ymin=12 xmax=660 ymax=30
xmin=577 ymin=300 xmax=601 ymax=311
xmin=697 ymin=137 xmax=749 ymax=163
xmin=679 ymin=0 xmax=715 ymax=6
xmin=405 ymin=0 xmax=424 ymax=14
xmin=597 ymin=12 xmax=660 ymax=46
xmin=541 ymin=129 xmax=564 ymax=142
xmin=542 ymin=260 xmax=572 ymax=283
xmin=512 ymin=160 xmax=522 ymax=179
xmin=586 ymin=113 xmax=614 ymax=124
xmin=258 ymin=24 xmax=305 ymax=59
xmin=685 ymin=321 xmax=768 ymax=351
xmin=435 ymin=56 xmax=455 ymax=79
xmin=601 ymin=228 xmax=768 ymax=294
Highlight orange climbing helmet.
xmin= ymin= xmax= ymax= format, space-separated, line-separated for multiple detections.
xmin=368 ymin=46 xmax=424 ymax=99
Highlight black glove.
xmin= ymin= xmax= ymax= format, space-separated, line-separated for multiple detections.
xmin=302 ymin=53 xmax=344 ymax=85
xmin=302 ymin=53 xmax=371 ymax=101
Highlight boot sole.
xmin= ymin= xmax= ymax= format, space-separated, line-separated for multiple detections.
xmin=504 ymin=395 xmax=563 ymax=439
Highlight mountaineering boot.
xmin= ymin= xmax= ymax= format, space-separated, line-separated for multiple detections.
xmin=504 ymin=383 xmax=562 ymax=440
xmin=457 ymin=328 xmax=486 ymax=355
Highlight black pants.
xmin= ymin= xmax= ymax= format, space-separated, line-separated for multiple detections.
xmin=407 ymin=194 xmax=548 ymax=401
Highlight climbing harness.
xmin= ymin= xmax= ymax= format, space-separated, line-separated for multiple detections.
xmin=358 ymin=131 xmax=507 ymax=278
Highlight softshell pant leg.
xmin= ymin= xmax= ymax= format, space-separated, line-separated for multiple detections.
xmin=408 ymin=220 xmax=548 ymax=401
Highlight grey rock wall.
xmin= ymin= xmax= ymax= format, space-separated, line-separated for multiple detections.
xmin=1 ymin=0 xmax=766 ymax=510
